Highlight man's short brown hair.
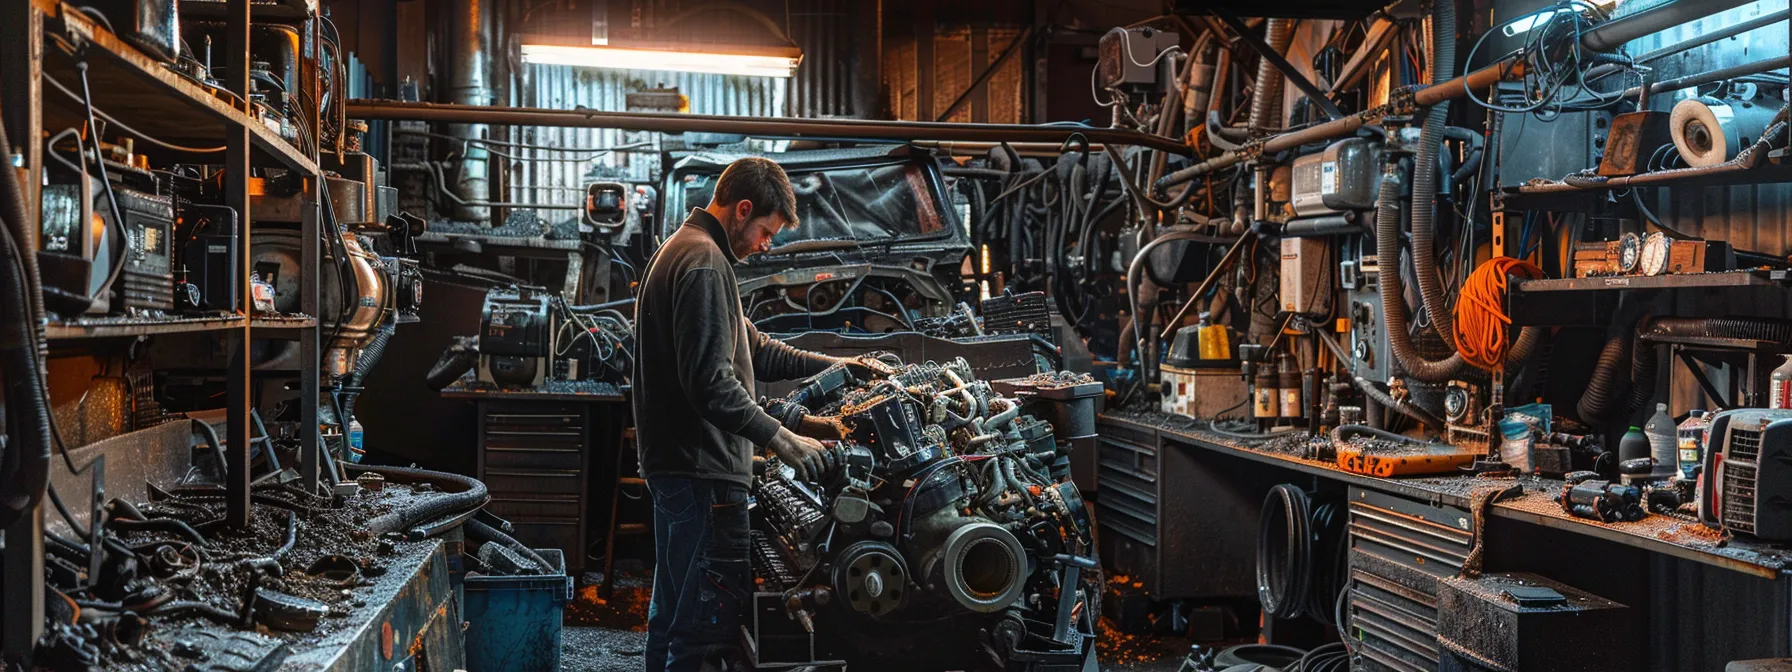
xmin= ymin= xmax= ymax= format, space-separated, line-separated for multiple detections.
xmin=713 ymin=157 xmax=799 ymax=228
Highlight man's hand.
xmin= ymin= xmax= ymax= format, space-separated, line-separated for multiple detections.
xmin=768 ymin=427 xmax=834 ymax=482
xmin=796 ymin=414 xmax=850 ymax=440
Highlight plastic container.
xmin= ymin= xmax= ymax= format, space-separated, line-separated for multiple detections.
xmin=1644 ymin=403 xmax=1677 ymax=478
xmin=463 ymin=548 xmax=572 ymax=672
xmin=1676 ymin=409 xmax=1709 ymax=480
xmin=1197 ymin=312 xmax=1230 ymax=360
xmin=1618 ymin=426 xmax=1650 ymax=464
xmin=346 ymin=419 xmax=365 ymax=463
xmin=1772 ymin=355 xmax=1792 ymax=409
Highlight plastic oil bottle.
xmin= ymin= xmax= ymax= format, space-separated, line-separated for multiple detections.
xmin=347 ymin=418 xmax=366 ymax=463
xmin=1772 ymin=355 xmax=1792 ymax=409
xmin=1676 ymin=409 xmax=1709 ymax=481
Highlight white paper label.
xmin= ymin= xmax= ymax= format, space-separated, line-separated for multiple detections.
xmin=1320 ymin=162 xmax=1338 ymax=195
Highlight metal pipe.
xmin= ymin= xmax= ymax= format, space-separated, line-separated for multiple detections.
xmin=345 ymin=100 xmax=1195 ymax=155
xmin=1636 ymin=9 xmax=1788 ymax=63
xmin=448 ymin=0 xmax=493 ymax=222
xmin=1620 ymin=55 xmax=1791 ymax=99
xmin=1156 ymin=58 xmax=1522 ymax=190
xmin=915 ymin=141 xmax=1106 ymax=157
xmin=1582 ymin=0 xmax=1759 ymax=52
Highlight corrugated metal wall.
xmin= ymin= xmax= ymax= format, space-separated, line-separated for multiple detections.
xmin=508 ymin=64 xmax=788 ymax=220
xmin=787 ymin=0 xmax=857 ymax=117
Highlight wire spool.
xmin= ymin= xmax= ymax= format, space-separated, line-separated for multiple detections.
xmin=1670 ymin=97 xmax=1779 ymax=167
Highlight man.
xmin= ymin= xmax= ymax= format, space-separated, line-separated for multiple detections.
xmin=632 ymin=156 xmax=848 ymax=671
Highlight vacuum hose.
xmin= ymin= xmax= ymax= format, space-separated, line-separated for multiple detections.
xmin=0 ymin=98 xmax=53 ymax=530
xmin=348 ymin=464 xmax=489 ymax=536
xmin=1248 ymin=20 xmax=1295 ymax=132
xmin=1411 ymin=0 xmax=1461 ymax=354
xmin=1375 ymin=161 xmax=1465 ymax=382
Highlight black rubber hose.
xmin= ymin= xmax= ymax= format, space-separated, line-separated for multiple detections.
xmin=1375 ymin=162 xmax=1464 ymax=382
xmin=1257 ymin=484 xmax=1311 ymax=620
xmin=468 ymin=518 xmax=554 ymax=572
xmin=0 ymin=95 xmax=52 ymax=530
xmin=342 ymin=318 xmax=396 ymax=420
xmin=150 ymin=601 xmax=242 ymax=625
xmin=1411 ymin=0 xmax=1459 ymax=354
xmin=1577 ymin=327 xmax=1634 ymax=426
xmin=1354 ymin=377 xmax=1445 ymax=431
xmin=105 ymin=518 xmax=208 ymax=546
xmin=347 ymin=463 xmax=489 ymax=536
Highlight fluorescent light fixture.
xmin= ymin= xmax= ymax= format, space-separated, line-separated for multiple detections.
xmin=1503 ymin=9 xmax=1563 ymax=36
xmin=520 ymin=43 xmax=802 ymax=78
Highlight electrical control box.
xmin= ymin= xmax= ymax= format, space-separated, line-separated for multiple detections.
xmin=1097 ymin=27 xmax=1180 ymax=91
xmin=1291 ymin=138 xmax=1383 ymax=217
xmin=1279 ymin=237 xmax=1328 ymax=315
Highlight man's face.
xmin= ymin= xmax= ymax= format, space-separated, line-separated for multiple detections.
xmin=725 ymin=200 xmax=790 ymax=260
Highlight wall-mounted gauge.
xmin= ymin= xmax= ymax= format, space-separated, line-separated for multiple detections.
xmin=1616 ymin=232 xmax=1641 ymax=274
xmin=1640 ymin=232 xmax=1671 ymax=276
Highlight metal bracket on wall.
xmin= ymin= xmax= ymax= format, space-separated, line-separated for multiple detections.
xmin=1208 ymin=8 xmax=1345 ymax=121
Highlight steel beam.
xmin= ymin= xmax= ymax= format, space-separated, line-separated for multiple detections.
xmin=225 ymin=0 xmax=254 ymax=528
xmin=344 ymin=100 xmax=1196 ymax=155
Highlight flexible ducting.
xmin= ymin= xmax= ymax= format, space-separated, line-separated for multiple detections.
xmin=1249 ymin=19 xmax=1295 ymax=133
xmin=340 ymin=316 xmax=396 ymax=422
xmin=467 ymin=518 xmax=553 ymax=573
xmin=348 ymin=463 xmax=489 ymax=536
xmin=0 ymin=98 xmax=53 ymax=530
xmin=1577 ymin=325 xmax=1635 ymax=425
xmin=1375 ymin=161 xmax=1465 ymax=382
xmin=1412 ymin=0 xmax=1459 ymax=353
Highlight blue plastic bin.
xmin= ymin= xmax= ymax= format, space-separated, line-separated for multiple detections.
xmin=463 ymin=548 xmax=572 ymax=672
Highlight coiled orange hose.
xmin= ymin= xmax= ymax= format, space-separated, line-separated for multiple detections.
xmin=1453 ymin=257 xmax=1544 ymax=371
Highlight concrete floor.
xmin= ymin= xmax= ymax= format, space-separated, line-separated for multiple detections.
xmin=558 ymin=625 xmax=1190 ymax=671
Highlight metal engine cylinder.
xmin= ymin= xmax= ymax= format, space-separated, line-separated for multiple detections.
xmin=912 ymin=511 xmax=1028 ymax=613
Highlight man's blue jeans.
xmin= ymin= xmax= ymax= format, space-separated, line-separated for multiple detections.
xmin=644 ymin=474 xmax=751 ymax=672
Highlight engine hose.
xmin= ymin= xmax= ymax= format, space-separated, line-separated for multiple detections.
xmin=0 ymin=96 xmax=51 ymax=530
xmin=1411 ymin=0 xmax=1459 ymax=354
xmin=347 ymin=464 xmax=489 ymax=536
xmin=1303 ymin=499 xmax=1348 ymax=628
xmin=1257 ymin=484 xmax=1312 ymax=620
xmin=1002 ymin=459 xmax=1037 ymax=507
xmin=1577 ymin=327 xmax=1635 ymax=426
xmin=1376 ymin=160 xmax=1465 ymax=382
xmin=1248 ymin=19 xmax=1295 ymax=133
xmin=342 ymin=318 xmax=397 ymax=421
xmin=1354 ymin=376 xmax=1445 ymax=431
xmin=467 ymin=518 xmax=553 ymax=573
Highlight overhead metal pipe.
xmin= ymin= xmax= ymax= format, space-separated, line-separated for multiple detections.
xmin=1155 ymin=58 xmax=1522 ymax=190
xmin=345 ymin=100 xmax=1196 ymax=155
xmin=1581 ymin=0 xmax=1758 ymax=52
xmin=1620 ymin=55 xmax=1791 ymax=99
xmin=1636 ymin=9 xmax=1788 ymax=63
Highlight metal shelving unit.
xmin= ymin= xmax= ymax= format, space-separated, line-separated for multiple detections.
xmin=2 ymin=0 xmax=323 ymax=659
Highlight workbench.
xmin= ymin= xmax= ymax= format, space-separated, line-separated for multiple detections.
xmin=1095 ymin=408 xmax=1792 ymax=668
xmin=441 ymin=380 xmax=628 ymax=573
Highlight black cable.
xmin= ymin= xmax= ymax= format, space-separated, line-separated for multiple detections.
xmin=1257 ymin=484 xmax=1312 ymax=620
xmin=76 ymin=60 xmax=129 ymax=306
